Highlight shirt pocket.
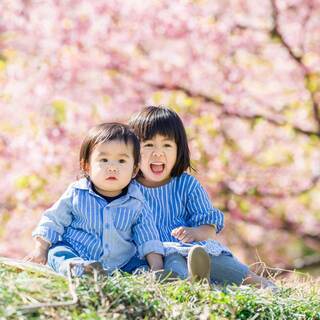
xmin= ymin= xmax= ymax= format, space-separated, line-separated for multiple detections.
xmin=112 ymin=207 xmax=137 ymax=232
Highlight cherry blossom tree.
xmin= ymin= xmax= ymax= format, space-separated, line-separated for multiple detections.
xmin=0 ymin=0 xmax=319 ymax=272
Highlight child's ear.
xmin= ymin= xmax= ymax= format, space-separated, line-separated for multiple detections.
xmin=132 ymin=165 xmax=140 ymax=179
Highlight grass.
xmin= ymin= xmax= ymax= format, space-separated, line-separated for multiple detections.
xmin=0 ymin=258 xmax=319 ymax=320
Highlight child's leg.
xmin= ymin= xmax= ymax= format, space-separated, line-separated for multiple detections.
xmin=164 ymin=253 xmax=188 ymax=279
xmin=242 ymin=271 xmax=277 ymax=289
xmin=210 ymin=254 xmax=276 ymax=289
xmin=47 ymin=241 xmax=87 ymax=276
xmin=120 ymin=255 xmax=149 ymax=274
xmin=210 ymin=253 xmax=249 ymax=286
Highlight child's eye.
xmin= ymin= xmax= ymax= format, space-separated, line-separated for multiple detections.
xmin=119 ymin=159 xmax=126 ymax=164
xmin=143 ymin=143 xmax=153 ymax=147
xmin=100 ymin=158 xmax=108 ymax=163
xmin=164 ymin=144 xmax=172 ymax=148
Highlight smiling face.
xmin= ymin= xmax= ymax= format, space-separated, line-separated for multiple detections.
xmin=85 ymin=140 xmax=137 ymax=197
xmin=138 ymin=134 xmax=177 ymax=187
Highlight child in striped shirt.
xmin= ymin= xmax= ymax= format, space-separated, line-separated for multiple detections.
xmin=129 ymin=106 xmax=276 ymax=288
xmin=26 ymin=123 xmax=164 ymax=277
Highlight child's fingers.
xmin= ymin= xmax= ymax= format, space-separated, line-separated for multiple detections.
xmin=172 ymin=233 xmax=181 ymax=240
xmin=36 ymin=255 xmax=47 ymax=264
xmin=24 ymin=254 xmax=46 ymax=264
xmin=171 ymin=227 xmax=181 ymax=236
xmin=180 ymin=235 xmax=193 ymax=243
xmin=24 ymin=254 xmax=39 ymax=263
xmin=177 ymin=230 xmax=188 ymax=240
xmin=177 ymin=231 xmax=187 ymax=241
xmin=25 ymin=256 xmax=37 ymax=263
xmin=178 ymin=227 xmax=196 ymax=243
xmin=171 ymin=227 xmax=184 ymax=237
xmin=23 ymin=255 xmax=31 ymax=262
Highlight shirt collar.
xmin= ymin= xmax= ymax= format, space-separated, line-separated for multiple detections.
xmin=73 ymin=178 xmax=144 ymax=203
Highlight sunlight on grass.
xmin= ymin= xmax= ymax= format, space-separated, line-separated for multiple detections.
xmin=0 ymin=261 xmax=319 ymax=320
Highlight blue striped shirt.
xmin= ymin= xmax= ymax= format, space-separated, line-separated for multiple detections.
xmin=133 ymin=173 xmax=224 ymax=245
xmin=32 ymin=178 xmax=164 ymax=271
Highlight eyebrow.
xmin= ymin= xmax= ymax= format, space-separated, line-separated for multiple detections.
xmin=118 ymin=153 xmax=130 ymax=158
xmin=144 ymin=138 xmax=174 ymax=142
xmin=97 ymin=152 xmax=130 ymax=158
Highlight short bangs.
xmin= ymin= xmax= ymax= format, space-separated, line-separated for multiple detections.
xmin=129 ymin=106 xmax=191 ymax=176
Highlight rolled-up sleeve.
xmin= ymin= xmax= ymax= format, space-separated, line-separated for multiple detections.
xmin=133 ymin=206 xmax=164 ymax=258
xmin=32 ymin=185 xmax=74 ymax=244
xmin=187 ymin=183 xmax=224 ymax=233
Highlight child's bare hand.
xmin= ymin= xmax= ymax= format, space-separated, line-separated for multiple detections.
xmin=171 ymin=226 xmax=195 ymax=243
xmin=24 ymin=238 xmax=50 ymax=264
xmin=24 ymin=247 xmax=48 ymax=264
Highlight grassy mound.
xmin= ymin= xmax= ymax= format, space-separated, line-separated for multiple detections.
xmin=0 ymin=258 xmax=319 ymax=319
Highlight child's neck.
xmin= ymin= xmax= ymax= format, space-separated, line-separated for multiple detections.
xmin=92 ymin=184 xmax=128 ymax=200
xmin=137 ymin=175 xmax=172 ymax=188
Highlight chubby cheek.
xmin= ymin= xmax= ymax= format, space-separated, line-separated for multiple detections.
xmin=90 ymin=163 xmax=100 ymax=174
xmin=139 ymin=159 xmax=149 ymax=175
xmin=90 ymin=163 xmax=106 ymax=178
xmin=138 ymin=155 xmax=151 ymax=175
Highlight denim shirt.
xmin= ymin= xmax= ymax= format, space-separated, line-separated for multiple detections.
xmin=133 ymin=173 xmax=224 ymax=242
xmin=33 ymin=178 xmax=164 ymax=272
xmin=133 ymin=174 xmax=231 ymax=257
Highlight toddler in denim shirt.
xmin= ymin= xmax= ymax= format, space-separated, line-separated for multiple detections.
xmin=26 ymin=123 xmax=164 ymax=276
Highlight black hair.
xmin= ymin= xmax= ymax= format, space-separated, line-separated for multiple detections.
xmin=129 ymin=106 xmax=191 ymax=176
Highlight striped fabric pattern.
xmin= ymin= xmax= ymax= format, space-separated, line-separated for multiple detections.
xmin=133 ymin=173 xmax=224 ymax=246
xmin=33 ymin=178 xmax=164 ymax=270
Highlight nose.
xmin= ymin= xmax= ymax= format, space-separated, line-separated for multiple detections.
xmin=152 ymin=148 xmax=164 ymax=157
xmin=106 ymin=162 xmax=118 ymax=173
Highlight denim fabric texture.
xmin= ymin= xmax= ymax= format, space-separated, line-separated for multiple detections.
xmin=164 ymin=252 xmax=249 ymax=285
xmin=48 ymin=241 xmax=149 ymax=276
xmin=33 ymin=178 xmax=164 ymax=273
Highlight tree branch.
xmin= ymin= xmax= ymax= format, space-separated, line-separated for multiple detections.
xmin=252 ymin=174 xmax=320 ymax=198
xmin=226 ymin=206 xmax=320 ymax=245
xmin=151 ymin=82 xmax=320 ymax=137
xmin=270 ymin=0 xmax=320 ymax=133
xmin=270 ymin=0 xmax=304 ymax=67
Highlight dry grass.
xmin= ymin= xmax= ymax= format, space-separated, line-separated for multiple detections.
xmin=0 ymin=258 xmax=319 ymax=320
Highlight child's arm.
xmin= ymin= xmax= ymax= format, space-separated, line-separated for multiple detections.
xmin=171 ymin=225 xmax=216 ymax=242
xmin=180 ymin=175 xmax=224 ymax=242
xmin=145 ymin=252 xmax=163 ymax=271
xmin=31 ymin=184 xmax=74 ymax=260
xmin=133 ymin=206 xmax=165 ymax=267
xmin=24 ymin=237 xmax=50 ymax=264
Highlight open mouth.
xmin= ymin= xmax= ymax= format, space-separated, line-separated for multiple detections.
xmin=150 ymin=163 xmax=165 ymax=174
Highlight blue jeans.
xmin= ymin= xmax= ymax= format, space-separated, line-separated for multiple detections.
xmin=47 ymin=241 xmax=149 ymax=276
xmin=120 ymin=255 xmax=149 ymax=273
xmin=164 ymin=252 xmax=249 ymax=285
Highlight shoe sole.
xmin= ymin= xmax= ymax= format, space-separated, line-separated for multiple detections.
xmin=187 ymin=246 xmax=211 ymax=282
